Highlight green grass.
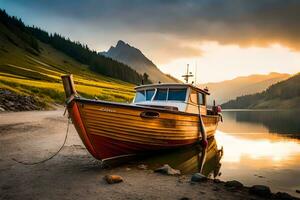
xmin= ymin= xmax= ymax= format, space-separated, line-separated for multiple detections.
xmin=0 ymin=24 xmax=135 ymax=106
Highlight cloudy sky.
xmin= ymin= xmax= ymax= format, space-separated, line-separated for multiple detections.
xmin=1 ymin=0 xmax=300 ymax=83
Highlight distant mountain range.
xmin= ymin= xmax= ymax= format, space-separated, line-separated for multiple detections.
xmin=101 ymin=40 xmax=179 ymax=83
xmin=199 ymin=72 xmax=291 ymax=105
xmin=221 ymin=73 xmax=300 ymax=109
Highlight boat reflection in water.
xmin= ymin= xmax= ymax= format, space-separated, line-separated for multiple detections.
xmin=139 ymin=137 xmax=223 ymax=177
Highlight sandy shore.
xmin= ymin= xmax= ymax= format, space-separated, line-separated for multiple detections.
xmin=0 ymin=110 xmax=298 ymax=200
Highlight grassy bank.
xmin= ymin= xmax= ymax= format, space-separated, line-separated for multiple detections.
xmin=0 ymin=21 xmax=135 ymax=107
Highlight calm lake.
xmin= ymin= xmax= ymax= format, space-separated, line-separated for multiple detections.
xmin=140 ymin=110 xmax=300 ymax=197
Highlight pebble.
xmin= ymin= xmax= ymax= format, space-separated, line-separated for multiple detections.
xmin=179 ymin=197 xmax=190 ymax=200
xmin=137 ymin=164 xmax=147 ymax=170
xmin=249 ymin=185 xmax=271 ymax=197
xmin=274 ymin=192 xmax=294 ymax=200
xmin=178 ymin=175 xmax=186 ymax=183
xmin=224 ymin=180 xmax=243 ymax=188
xmin=254 ymin=174 xmax=265 ymax=178
xmin=7 ymin=101 xmax=14 ymax=106
xmin=191 ymin=173 xmax=207 ymax=182
xmin=104 ymin=175 xmax=123 ymax=184
xmin=154 ymin=164 xmax=181 ymax=176
xmin=213 ymin=179 xmax=222 ymax=183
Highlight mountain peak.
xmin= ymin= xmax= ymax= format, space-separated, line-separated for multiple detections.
xmin=105 ymin=40 xmax=150 ymax=64
xmin=101 ymin=40 xmax=179 ymax=83
xmin=116 ymin=40 xmax=127 ymax=47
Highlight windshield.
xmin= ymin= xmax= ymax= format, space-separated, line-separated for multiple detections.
xmin=153 ymin=88 xmax=187 ymax=101
xmin=146 ymin=89 xmax=155 ymax=101
xmin=135 ymin=87 xmax=187 ymax=103
xmin=134 ymin=89 xmax=155 ymax=102
xmin=154 ymin=89 xmax=168 ymax=101
xmin=134 ymin=90 xmax=145 ymax=102
xmin=168 ymin=88 xmax=187 ymax=101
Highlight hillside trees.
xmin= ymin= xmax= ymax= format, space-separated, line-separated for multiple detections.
xmin=221 ymin=73 xmax=300 ymax=109
xmin=0 ymin=9 xmax=151 ymax=85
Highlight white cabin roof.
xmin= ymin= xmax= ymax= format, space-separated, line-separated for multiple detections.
xmin=135 ymin=83 xmax=210 ymax=95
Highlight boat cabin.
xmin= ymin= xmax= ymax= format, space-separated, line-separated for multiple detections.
xmin=133 ymin=83 xmax=209 ymax=115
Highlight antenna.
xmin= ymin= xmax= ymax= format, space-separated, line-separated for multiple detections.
xmin=182 ymin=64 xmax=194 ymax=83
xmin=195 ymin=60 xmax=198 ymax=84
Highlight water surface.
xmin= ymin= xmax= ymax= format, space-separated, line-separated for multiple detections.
xmin=141 ymin=110 xmax=300 ymax=197
xmin=217 ymin=110 xmax=300 ymax=197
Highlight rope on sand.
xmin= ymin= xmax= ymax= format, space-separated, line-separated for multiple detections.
xmin=12 ymin=117 xmax=71 ymax=165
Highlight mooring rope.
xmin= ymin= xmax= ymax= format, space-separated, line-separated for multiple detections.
xmin=12 ymin=117 xmax=71 ymax=165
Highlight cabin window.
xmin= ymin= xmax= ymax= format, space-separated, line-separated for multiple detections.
xmin=168 ymin=88 xmax=187 ymax=101
xmin=189 ymin=90 xmax=198 ymax=104
xmin=134 ymin=90 xmax=146 ymax=102
xmin=146 ymin=89 xmax=155 ymax=101
xmin=198 ymin=93 xmax=206 ymax=105
xmin=154 ymin=88 xmax=168 ymax=101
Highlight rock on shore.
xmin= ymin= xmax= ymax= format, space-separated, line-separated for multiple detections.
xmin=154 ymin=164 xmax=181 ymax=175
xmin=0 ymin=90 xmax=46 ymax=112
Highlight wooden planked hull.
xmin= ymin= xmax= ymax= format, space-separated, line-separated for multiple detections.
xmin=68 ymin=98 xmax=220 ymax=160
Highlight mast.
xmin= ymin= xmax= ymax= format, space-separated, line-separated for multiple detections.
xmin=182 ymin=64 xmax=194 ymax=83
xmin=195 ymin=60 xmax=197 ymax=84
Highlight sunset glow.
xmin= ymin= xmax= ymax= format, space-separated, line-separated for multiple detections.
xmin=161 ymin=42 xmax=300 ymax=83
xmin=2 ymin=0 xmax=300 ymax=83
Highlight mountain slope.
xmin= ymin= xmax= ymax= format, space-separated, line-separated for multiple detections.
xmin=199 ymin=73 xmax=290 ymax=105
xmin=0 ymin=10 xmax=135 ymax=105
xmin=0 ymin=9 xmax=149 ymax=85
xmin=221 ymin=73 xmax=300 ymax=109
xmin=101 ymin=40 xmax=179 ymax=83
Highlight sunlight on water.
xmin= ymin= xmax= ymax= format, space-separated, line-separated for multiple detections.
xmin=215 ymin=110 xmax=300 ymax=197
xmin=215 ymin=130 xmax=300 ymax=163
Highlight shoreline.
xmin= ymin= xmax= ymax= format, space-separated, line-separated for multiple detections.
xmin=0 ymin=110 xmax=299 ymax=200
xmin=222 ymin=108 xmax=299 ymax=112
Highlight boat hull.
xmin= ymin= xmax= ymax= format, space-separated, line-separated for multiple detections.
xmin=68 ymin=98 xmax=220 ymax=160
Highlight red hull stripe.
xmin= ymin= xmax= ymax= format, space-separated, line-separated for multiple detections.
xmin=71 ymin=103 xmax=100 ymax=159
xmin=89 ymin=134 xmax=197 ymax=159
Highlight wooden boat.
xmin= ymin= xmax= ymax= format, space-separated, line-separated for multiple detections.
xmin=61 ymin=74 xmax=222 ymax=160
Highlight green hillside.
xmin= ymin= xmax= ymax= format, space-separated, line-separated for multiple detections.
xmin=0 ymin=9 xmax=137 ymax=106
xmin=221 ymin=73 xmax=300 ymax=109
